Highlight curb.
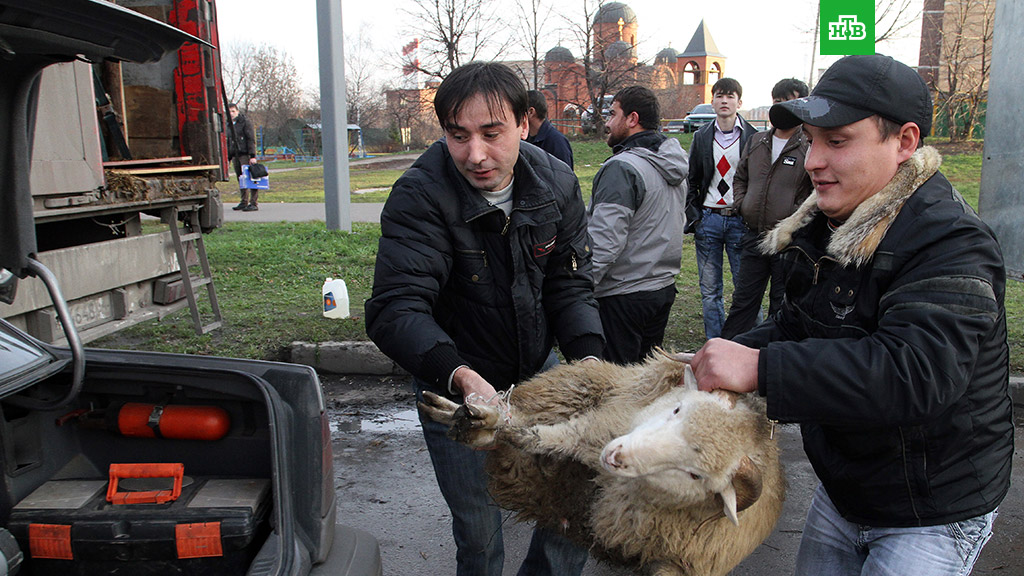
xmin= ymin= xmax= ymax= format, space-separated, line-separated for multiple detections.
xmin=290 ymin=341 xmax=406 ymax=376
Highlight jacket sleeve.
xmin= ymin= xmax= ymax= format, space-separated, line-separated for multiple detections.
xmin=364 ymin=176 xmax=467 ymax=387
xmin=757 ymin=213 xmax=1005 ymax=428
xmin=542 ymin=175 xmax=605 ymax=361
xmin=588 ymin=160 xmax=643 ymax=287
xmin=732 ymin=138 xmax=753 ymax=213
xmin=685 ymin=132 xmax=705 ymax=232
xmin=243 ymin=118 xmax=257 ymax=156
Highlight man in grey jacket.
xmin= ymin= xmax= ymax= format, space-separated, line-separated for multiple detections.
xmin=589 ymin=85 xmax=688 ymax=363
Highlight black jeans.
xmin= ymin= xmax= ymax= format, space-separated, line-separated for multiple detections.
xmin=721 ymin=228 xmax=785 ymax=339
xmin=597 ymin=284 xmax=676 ymax=364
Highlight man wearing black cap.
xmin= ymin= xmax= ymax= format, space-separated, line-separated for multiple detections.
xmin=689 ymin=54 xmax=1012 ymax=574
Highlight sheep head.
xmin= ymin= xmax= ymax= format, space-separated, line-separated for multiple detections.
xmin=599 ymin=389 xmax=764 ymax=525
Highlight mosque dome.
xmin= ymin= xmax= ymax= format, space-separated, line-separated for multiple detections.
xmin=655 ymin=47 xmax=679 ymax=65
xmin=545 ymin=45 xmax=575 ymax=63
xmin=604 ymin=40 xmax=637 ymax=61
xmin=593 ymin=2 xmax=637 ymax=26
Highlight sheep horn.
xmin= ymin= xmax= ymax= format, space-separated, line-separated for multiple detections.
xmin=653 ymin=346 xmax=695 ymax=364
xmin=722 ymin=456 xmax=764 ymax=526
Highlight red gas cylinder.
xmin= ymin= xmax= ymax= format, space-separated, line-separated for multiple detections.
xmin=115 ymin=403 xmax=231 ymax=441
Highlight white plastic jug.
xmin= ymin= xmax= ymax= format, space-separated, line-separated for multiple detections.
xmin=322 ymin=278 xmax=350 ymax=319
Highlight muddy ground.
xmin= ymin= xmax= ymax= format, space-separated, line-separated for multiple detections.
xmin=320 ymin=372 xmax=1023 ymax=576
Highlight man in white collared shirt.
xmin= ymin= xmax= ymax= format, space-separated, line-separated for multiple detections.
xmin=685 ymin=78 xmax=759 ymax=339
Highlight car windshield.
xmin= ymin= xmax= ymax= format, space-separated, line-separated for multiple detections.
xmin=690 ymin=104 xmax=714 ymax=115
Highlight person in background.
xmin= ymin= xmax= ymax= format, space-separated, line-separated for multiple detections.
xmin=365 ymin=62 xmax=604 ymax=576
xmin=690 ymin=54 xmax=1012 ymax=576
xmin=526 ymin=89 xmax=574 ymax=168
xmin=227 ymin=103 xmax=259 ymax=211
xmin=721 ymin=78 xmax=813 ymax=339
xmin=588 ymin=85 xmax=687 ymax=364
xmin=685 ymin=78 xmax=759 ymax=339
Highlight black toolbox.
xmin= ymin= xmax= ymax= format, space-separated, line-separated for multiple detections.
xmin=7 ymin=463 xmax=271 ymax=575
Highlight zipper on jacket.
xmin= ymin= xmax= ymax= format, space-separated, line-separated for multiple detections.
xmin=898 ymin=427 xmax=923 ymax=522
xmin=457 ymin=249 xmax=488 ymax=267
xmin=571 ymin=252 xmax=578 ymax=271
xmin=501 ymin=215 xmax=511 ymax=236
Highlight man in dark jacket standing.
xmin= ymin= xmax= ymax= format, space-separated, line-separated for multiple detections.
xmin=589 ymin=86 xmax=687 ymax=363
xmin=690 ymin=55 xmax=1012 ymax=575
xmin=526 ymin=89 xmax=574 ymax=168
xmin=721 ymin=78 xmax=812 ymax=339
xmin=227 ymin=103 xmax=259 ymax=211
xmin=366 ymin=62 xmax=604 ymax=576
xmin=685 ymin=78 xmax=758 ymax=339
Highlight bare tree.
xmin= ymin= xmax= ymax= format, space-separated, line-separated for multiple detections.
xmin=345 ymin=25 xmax=387 ymax=130
xmin=222 ymin=42 xmax=308 ymax=152
xmin=561 ymin=0 xmax=648 ymax=135
xmin=402 ymin=0 xmax=510 ymax=80
xmin=514 ymin=0 xmax=554 ymax=88
xmin=936 ymin=0 xmax=995 ymax=141
xmin=874 ymin=0 xmax=920 ymax=44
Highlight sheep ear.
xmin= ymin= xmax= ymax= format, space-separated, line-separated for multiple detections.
xmin=683 ymin=364 xmax=698 ymax=390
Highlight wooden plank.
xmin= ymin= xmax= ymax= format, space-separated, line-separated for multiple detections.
xmin=115 ymin=164 xmax=220 ymax=175
xmin=103 ymin=156 xmax=192 ymax=168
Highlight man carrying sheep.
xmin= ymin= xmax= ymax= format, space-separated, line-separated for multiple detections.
xmin=365 ymin=62 xmax=604 ymax=576
xmin=690 ymin=54 xmax=1012 ymax=575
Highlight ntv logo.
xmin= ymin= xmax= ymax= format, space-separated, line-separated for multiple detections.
xmin=828 ymin=15 xmax=867 ymax=41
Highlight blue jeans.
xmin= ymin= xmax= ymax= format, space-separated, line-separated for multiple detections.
xmin=795 ymin=485 xmax=997 ymax=576
xmin=415 ymin=352 xmax=588 ymax=576
xmin=693 ymin=208 xmax=746 ymax=339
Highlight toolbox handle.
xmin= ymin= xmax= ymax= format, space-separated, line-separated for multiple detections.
xmin=106 ymin=463 xmax=184 ymax=505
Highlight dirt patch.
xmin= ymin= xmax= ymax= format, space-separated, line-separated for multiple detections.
xmin=930 ymin=140 xmax=984 ymax=155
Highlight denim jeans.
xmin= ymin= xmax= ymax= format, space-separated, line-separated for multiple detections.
xmin=415 ymin=352 xmax=588 ymax=576
xmin=795 ymin=485 xmax=997 ymax=576
xmin=693 ymin=208 xmax=746 ymax=339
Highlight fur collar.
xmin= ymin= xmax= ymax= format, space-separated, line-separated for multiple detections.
xmin=760 ymin=146 xmax=941 ymax=268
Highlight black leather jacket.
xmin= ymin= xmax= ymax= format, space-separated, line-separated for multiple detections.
xmin=737 ymin=149 xmax=1013 ymax=527
xmin=366 ymin=140 xmax=604 ymax=393
xmin=228 ymin=113 xmax=256 ymax=159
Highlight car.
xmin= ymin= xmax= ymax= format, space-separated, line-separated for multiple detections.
xmin=661 ymin=119 xmax=688 ymax=133
xmin=0 ymin=1 xmax=381 ymax=575
xmin=581 ymin=94 xmax=615 ymax=132
xmin=683 ymin=103 xmax=717 ymax=132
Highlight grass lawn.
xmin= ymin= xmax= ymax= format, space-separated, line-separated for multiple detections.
xmin=96 ymin=136 xmax=1024 ymax=373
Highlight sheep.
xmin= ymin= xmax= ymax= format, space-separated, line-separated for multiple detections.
xmin=418 ymin=352 xmax=785 ymax=576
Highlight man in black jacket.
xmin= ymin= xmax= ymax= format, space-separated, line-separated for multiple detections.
xmin=690 ymin=55 xmax=1012 ymax=575
xmin=366 ymin=62 xmax=604 ymax=576
xmin=227 ymin=103 xmax=259 ymax=211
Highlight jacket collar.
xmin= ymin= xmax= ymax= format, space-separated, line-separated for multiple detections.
xmin=440 ymin=141 xmax=557 ymax=223
xmin=612 ymin=129 xmax=665 ymax=155
xmin=760 ymin=146 xmax=942 ymax=268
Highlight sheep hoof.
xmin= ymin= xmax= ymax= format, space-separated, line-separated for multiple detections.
xmin=418 ymin=391 xmax=462 ymax=426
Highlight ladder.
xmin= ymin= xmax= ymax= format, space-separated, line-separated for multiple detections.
xmin=165 ymin=206 xmax=222 ymax=335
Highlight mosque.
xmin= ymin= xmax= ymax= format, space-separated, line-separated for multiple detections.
xmin=537 ymin=2 xmax=728 ymax=129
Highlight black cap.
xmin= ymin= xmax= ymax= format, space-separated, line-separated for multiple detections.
xmin=770 ymin=54 xmax=932 ymax=134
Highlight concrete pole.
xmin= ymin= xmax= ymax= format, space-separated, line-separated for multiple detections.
xmin=316 ymin=0 xmax=351 ymax=232
xmin=979 ymin=0 xmax=1023 ymax=281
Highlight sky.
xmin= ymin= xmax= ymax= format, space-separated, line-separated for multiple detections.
xmin=215 ymin=0 xmax=924 ymax=111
